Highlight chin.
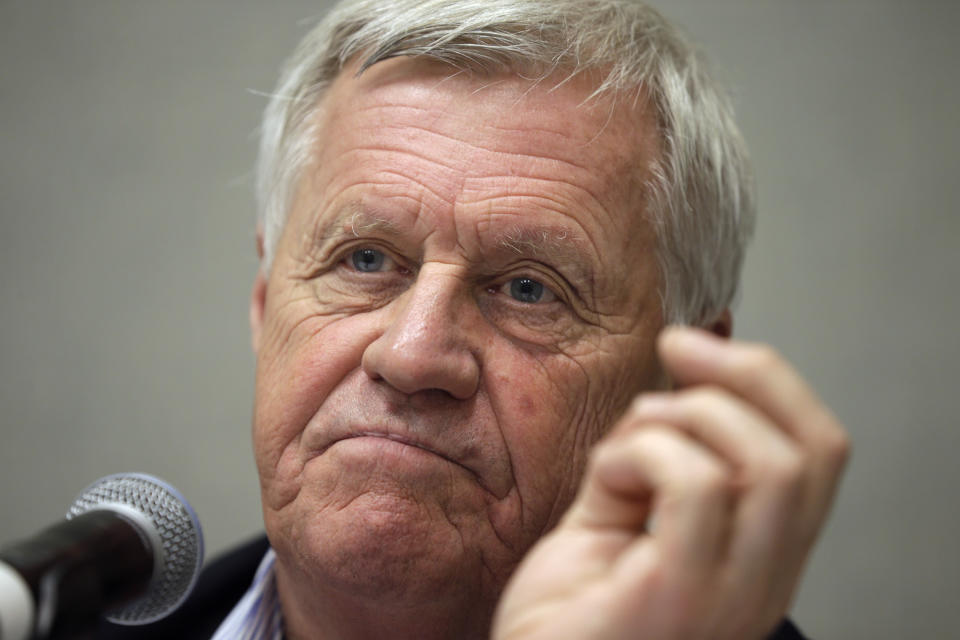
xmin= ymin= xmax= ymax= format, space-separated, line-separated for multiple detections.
xmin=271 ymin=488 xmax=494 ymax=605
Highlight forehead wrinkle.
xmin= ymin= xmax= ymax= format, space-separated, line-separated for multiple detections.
xmin=345 ymin=96 xmax=608 ymax=172
xmin=361 ymin=118 xmax=594 ymax=180
xmin=481 ymin=107 xmax=619 ymax=152
xmin=461 ymin=174 xmax=610 ymax=227
xmin=360 ymin=90 xmax=582 ymax=146
xmin=367 ymin=165 xmax=461 ymax=209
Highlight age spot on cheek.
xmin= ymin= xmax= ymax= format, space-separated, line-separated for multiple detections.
xmin=518 ymin=394 xmax=536 ymax=418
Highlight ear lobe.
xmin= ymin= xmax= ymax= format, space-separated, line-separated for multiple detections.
xmin=250 ymin=270 xmax=267 ymax=354
xmin=707 ymin=308 xmax=733 ymax=339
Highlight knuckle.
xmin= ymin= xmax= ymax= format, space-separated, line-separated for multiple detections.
xmin=765 ymin=450 xmax=807 ymax=490
xmin=805 ymin=410 xmax=852 ymax=469
xmin=673 ymin=385 xmax=732 ymax=423
xmin=680 ymin=385 xmax=728 ymax=409
xmin=636 ymin=424 xmax=674 ymax=446
xmin=822 ymin=426 xmax=852 ymax=468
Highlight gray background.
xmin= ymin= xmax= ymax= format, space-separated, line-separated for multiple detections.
xmin=1 ymin=2 xmax=957 ymax=637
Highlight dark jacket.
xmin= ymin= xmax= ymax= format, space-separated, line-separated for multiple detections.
xmin=96 ymin=535 xmax=807 ymax=639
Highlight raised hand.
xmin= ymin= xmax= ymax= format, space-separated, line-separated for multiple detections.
xmin=493 ymin=326 xmax=850 ymax=640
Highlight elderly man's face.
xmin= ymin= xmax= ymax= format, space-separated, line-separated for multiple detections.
xmin=251 ymin=59 xmax=664 ymax=613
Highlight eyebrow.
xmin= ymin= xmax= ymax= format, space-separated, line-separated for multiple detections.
xmin=309 ymin=207 xmax=402 ymax=247
xmin=494 ymin=224 xmax=595 ymax=289
xmin=346 ymin=210 xmax=400 ymax=237
xmin=497 ymin=224 xmax=574 ymax=256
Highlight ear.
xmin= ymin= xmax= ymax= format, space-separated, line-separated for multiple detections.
xmin=706 ymin=308 xmax=733 ymax=339
xmin=250 ymin=229 xmax=267 ymax=354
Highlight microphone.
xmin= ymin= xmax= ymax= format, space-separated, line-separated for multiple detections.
xmin=0 ymin=473 xmax=204 ymax=640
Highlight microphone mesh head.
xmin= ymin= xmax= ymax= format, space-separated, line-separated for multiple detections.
xmin=66 ymin=473 xmax=205 ymax=625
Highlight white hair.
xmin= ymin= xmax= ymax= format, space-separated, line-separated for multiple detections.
xmin=256 ymin=0 xmax=756 ymax=325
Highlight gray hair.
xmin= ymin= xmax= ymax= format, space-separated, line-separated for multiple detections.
xmin=256 ymin=0 xmax=755 ymax=325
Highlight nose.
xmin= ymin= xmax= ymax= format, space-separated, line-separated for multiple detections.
xmin=361 ymin=268 xmax=481 ymax=400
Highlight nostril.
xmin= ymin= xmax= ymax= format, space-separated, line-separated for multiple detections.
xmin=363 ymin=365 xmax=383 ymax=382
xmin=362 ymin=387 xmax=462 ymax=412
xmin=409 ymin=388 xmax=458 ymax=407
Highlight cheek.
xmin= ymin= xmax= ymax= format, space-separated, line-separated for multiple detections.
xmin=488 ymin=330 xmax=657 ymax=535
xmin=488 ymin=347 xmax=603 ymax=529
xmin=253 ymin=298 xmax=382 ymax=506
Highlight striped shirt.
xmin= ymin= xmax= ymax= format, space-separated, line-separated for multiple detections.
xmin=210 ymin=549 xmax=284 ymax=640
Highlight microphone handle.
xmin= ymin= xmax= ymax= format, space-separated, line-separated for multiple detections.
xmin=0 ymin=510 xmax=154 ymax=639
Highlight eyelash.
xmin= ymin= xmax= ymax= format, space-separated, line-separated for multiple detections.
xmin=339 ymin=245 xmax=407 ymax=275
xmin=489 ymin=276 xmax=559 ymax=305
xmin=339 ymin=246 xmax=566 ymax=306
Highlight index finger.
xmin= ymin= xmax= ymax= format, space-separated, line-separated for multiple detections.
xmin=657 ymin=326 xmax=849 ymax=463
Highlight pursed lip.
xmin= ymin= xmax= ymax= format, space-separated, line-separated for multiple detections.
xmin=308 ymin=425 xmax=504 ymax=498
xmin=322 ymin=431 xmax=456 ymax=463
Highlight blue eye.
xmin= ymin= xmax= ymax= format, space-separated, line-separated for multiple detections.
xmin=509 ymin=277 xmax=546 ymax=303
xmin=351 ymin=248 xmax=385 ymax=272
